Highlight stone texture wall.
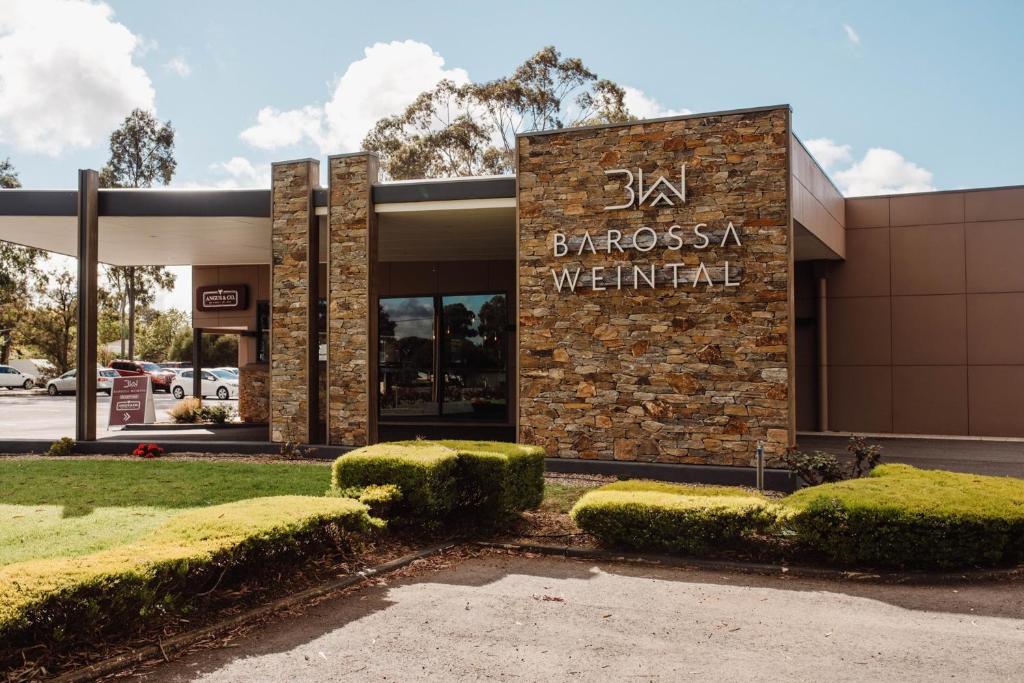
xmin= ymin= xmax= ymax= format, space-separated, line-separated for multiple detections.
xmin=238 ymin=362 xmax=269 ymax=424
xmin=518 ymin=108 xmax=792 ymax=466
xmin=327 ymin=153 xmax=378 ymax=446
xmin=270 ymin=158 xmax=319 ymax=442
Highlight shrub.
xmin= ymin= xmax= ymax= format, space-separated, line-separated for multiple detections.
xmin=0 ymin=496 xmax=381 ymax=664
xmin=571 ymin=480 xmax=778 ymax=554
xmin=326 ymin=484 xmax=402 ymax=518
xmin=200 ymin=404 xmax=235 ymax=424
xmin=168 ymin=397 xmax=203 ymax=423
xmin=332 ymin=444 xmax=459 ymax=521
xmin=132 ymin=443 xmax=164 ymax=459
xmin=46 ymin=437 xmax=75 ymax=457
xmin=784 ymin=436 xmax=884 ymax=486
xmin=331 ymin=440 xmax=546 ymax=523
xmin=782 ymin=464 xmax=1024 ymax=568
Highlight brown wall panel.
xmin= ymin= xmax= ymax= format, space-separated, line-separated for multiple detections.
xmin=892 ymin=365 xmax=968 ymax=435
xmin=827 ymin=228 xmax=890 ymax=297
xmin=891 ymin=294 xmax=967 ymax=365
xmin=890 ymin=224 xmax=965 ymax=295
xmin=827 ymin=296 xmax=891 ymax=366
xmin=967 ymin=292 xmax=1024 ymax=365
xmin=845 ymin=197 xmax=889 ymax=229
xmin=968 ymin=366 xmax=1024 ymax=437
xmin=828 ymin=365 xmax=892 ymax=433
xmin=965 ymin=220 xmax=1024 ymax=292
xmin=965 ymin=188 xmax=1024 ymax=222
xmin=890 ymin=192 xmax=964 ymax=226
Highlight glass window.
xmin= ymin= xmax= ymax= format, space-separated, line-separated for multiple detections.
xmin=180 ymin=370 xmax=193 ymax=379
xmin=441 ymin=294 xmax=507 ymax=419
xmin=378 ymin=297 xmax=436 ymax=418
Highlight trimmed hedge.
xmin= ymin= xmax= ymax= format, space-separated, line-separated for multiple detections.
xmin=0 ymin=496 xmax=381 ymax=662
xmin=782 ymin=464 xmax=1024 ymax=568
xmin=332 ymin=440 xmax=545 ymax=521
xmin=571 ymin=466 xmax=1024 ymax=569
xmin=570 ymin=480 xmax=778 ymax=554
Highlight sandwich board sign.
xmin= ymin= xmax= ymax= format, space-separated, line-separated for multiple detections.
xmin=108 ymin=375 xmax=157 ymax=427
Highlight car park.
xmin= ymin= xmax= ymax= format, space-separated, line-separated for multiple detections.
xmin=46 ymin=368 xmax=119 ymax=395
xmin=171 ymin=368 xmax=239 ymax=400
xmin=109 ymin=360 xmax=177 ymax=393
xmin=0 ymin=365 xmax=35 ymax=390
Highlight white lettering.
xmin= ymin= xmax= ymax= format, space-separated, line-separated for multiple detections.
xmin=553 ymin=232 xmax=568 ymax=257
xmin=633 ymin=226 xmax=657 ymax=252
xmin=603 ymin=169 xmax=635 ymax=210
xmin=693 ymin=223 xmax=710 ymax=249
xmin=721 ymin=221 xmax=742 ymax=247
xmin=668 ymin=263 xmax=685 ymax=288
xmin=666 ymin=225 xmax=684 ymax=251
xmin=552 ymin=267 xmax=582 ymax=293
xmin=724 ymin=261 xmax=739 ymax=287
xmin=607 ymin=229 xmax=623 ymax=253
xmin=591 ymin=266 xmax=606 ymax=291
xmin=578 ymin=231 xmax=597 ymax=255
xmin=634 ymin=264 xmax=656 ymax=289
xmin=692 ymin=262 xmax=713 ymax=287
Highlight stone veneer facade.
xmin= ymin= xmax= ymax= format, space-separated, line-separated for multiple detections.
xmin=517 ymin=107 xmax=793 ymax=466
xmin=270 ymin=158 xmax=319 ymax=443
xmin=327 ymin=153 xmax=378 ymax=446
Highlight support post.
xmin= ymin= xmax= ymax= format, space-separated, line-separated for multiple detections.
xmin=816 ymin=276 xmax=829 ymax=432
xmin=75 ymin=169 xmax=99 ymax=441
xmin=192 ymin=327 xmax=202 ymax=399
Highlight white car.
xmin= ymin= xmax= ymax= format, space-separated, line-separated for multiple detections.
xmin=0 ymin=364 xmax=35 ymax=390
xmin=212 ymin=366 xmax=239 ymax=376
xmin=46 ymin=368 xmax=119 ymax=395
xmin=171 ymin=369 xmax=239 ymax=400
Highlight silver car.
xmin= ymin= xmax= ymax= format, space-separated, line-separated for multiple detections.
xmin=47 ymin=368 xmax=119 ymax=395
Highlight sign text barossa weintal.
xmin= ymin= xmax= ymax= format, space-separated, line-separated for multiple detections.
xmin=550 ymin=164 xmax=743 ymax=293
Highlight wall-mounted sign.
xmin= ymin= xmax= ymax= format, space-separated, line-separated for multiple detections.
xmin=550 ymin=165 xmax=743 ymax=293
xmin=196 ymin=284 xmax=249 ymax=312
xmin=108 ymin=375 xmax=156 ymax=427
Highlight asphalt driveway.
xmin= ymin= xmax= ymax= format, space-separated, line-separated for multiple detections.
xmin=136 ymin=553 xmax=1024 ymax=682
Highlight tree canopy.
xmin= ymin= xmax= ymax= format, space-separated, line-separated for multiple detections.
xmin=363 ymin=46 xmax=632 ymax=179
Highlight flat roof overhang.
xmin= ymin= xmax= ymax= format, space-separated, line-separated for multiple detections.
xmin=0 ymin=177 xmax=517 ymax=266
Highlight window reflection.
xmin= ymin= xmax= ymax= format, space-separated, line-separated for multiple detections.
xmin=378 ymin=297 xmax=436 ymax=417
xmin=442 ymin=294 xmax=507 ymax=418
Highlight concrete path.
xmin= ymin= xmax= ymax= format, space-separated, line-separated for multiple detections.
xmin=137 ymin=554 xmax=1024 ymax=682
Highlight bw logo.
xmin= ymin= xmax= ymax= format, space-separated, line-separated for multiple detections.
xmin=604 ymin=165 xmax=686 ymax=210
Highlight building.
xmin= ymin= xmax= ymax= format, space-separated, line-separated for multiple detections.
xmin=2 ymin=104 xmax=1022 ymax=472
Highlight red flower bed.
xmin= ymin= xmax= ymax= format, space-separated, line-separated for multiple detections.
xmin=133 ymin=443 xmax=165 ymax=459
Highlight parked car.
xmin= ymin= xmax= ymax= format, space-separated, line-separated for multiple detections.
xmin=46 ymin=368 xmax=119 ymax=395
xmin=8 ymin=359 xmax=56 ymax=384
xmin=171 ymin=368 xmax=239 ymax=400
xmin=109 ymin=359 xmax=177 ymax=393
xmin=0 ymin=364 xmax=35 ymax=389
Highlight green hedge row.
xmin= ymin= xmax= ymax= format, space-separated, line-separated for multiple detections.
xmin=0 ymin=496 xmax=381 ymax=666
xmin=331 ymin=440 xmax=545 ymax=522
xmin=571 ymin=465 xmax=1024 ymax=569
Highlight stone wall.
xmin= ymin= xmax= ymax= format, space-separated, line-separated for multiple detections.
xmin=238 ymin=362 xmax=269 ymax=423
xmin=327 ymin=153 xmax=378 ymax=446
xmin=517 ymin=108 xmax=792 ymax=466
xmin=270 ymin=158 xmax=319 ymax=442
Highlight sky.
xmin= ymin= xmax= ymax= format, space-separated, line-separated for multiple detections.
xmin=1 ymin=0 xmax=1022 ymax=311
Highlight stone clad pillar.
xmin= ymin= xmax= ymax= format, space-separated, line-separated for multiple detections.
xmin=327 ymin=153 xmax=379 ymax=446
xmin=270 ymin=158 xmax=320 ymax=443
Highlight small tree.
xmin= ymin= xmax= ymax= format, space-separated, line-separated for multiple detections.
xmin=0 ymin=159 xmax=46 ymax=363
xmin=99 ymin=109 xmax=177 ymax=359
xmin=364 ymin=46 xmax=630 ymax=179
xmin=25 ymin=271 xmax=78 ymax=373
xmin=135 ymin=308 xmax=190 ymax=361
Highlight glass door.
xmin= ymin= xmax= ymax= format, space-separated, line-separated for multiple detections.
xmin=377 ymin=293 xmax=508 ymax=421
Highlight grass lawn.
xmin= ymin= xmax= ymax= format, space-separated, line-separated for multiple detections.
xmin=0 ymin=459 xmax=330 ymax=566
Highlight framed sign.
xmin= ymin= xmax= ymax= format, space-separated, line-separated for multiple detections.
xmin=196 ymin=284 xmax=249 ymax=312
xmin=108 ymin=376 xmax=156 ymax=427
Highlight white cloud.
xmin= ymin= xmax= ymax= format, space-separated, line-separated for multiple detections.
xmin=834 ymin=148 xmax=935 ymax=196
xmin=843 ymin=23 xmax=860 ymax=45
xmin=803 ymin=137 xmax=852 ymax=170
xmin=241 ymin=40 xmax=469 ymax=153
xmin=0 ymin=0 xmax=155 ymax=155
xmin=175 ymin=156 xmax=270 ymax=189
xmin=165 ymin=55 xmax=191 ymax=78
xmin=154 ymin=266 xmax=192 ymax=313
xmin=622 ymin=86 xmax=691 ymax=120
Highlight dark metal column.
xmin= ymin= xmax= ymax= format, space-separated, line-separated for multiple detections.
xmin=306 ymin=190 xmax=321 ymax=444
xmin=192 ymin=328 xmax=202 ymax=399
xmin=75 ymin=169 xmax=99 ymax=441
